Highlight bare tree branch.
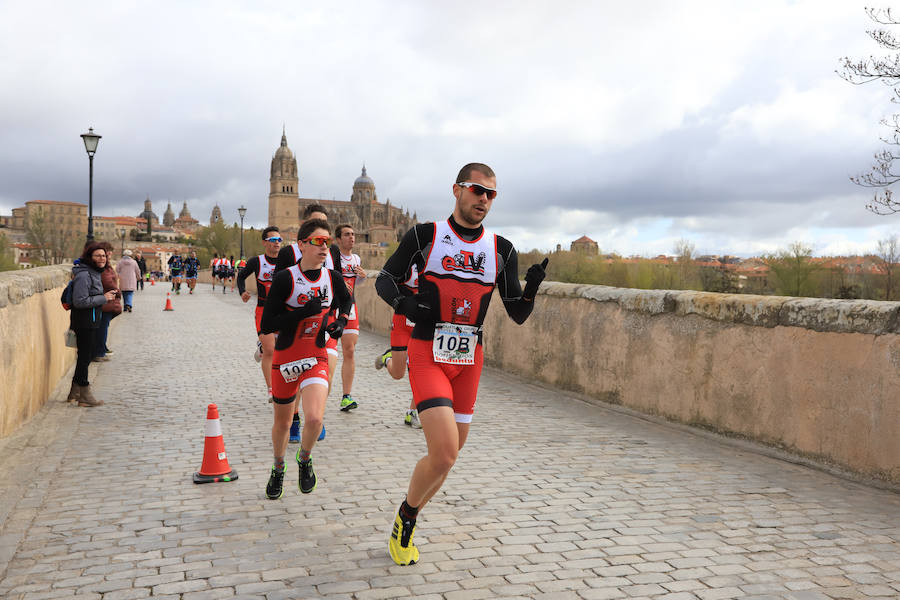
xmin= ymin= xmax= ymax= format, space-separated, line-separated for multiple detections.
xmin=839 ymin=7 xmax=900 ymax=215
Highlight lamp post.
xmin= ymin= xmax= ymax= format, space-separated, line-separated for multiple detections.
xmin=80 ymin=128 xmax=101 ymax=242
xmin=237 ymin=205 xmax=247 ymax=259
xmin=120 ymin=228 xmax=126 ymax=257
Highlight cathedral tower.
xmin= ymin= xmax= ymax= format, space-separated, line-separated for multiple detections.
xmin=163 ymin=202 xmax=175 ymax=227
xmin=268 ymin=127 xmax=299 ymax=232
xmin=210 ymin=204 xmax=222 ymax=226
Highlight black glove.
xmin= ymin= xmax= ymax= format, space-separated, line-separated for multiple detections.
xmin=325 ymin=316 xmax=347 ymax=340
xmin=396 ymin=294 xmax=433 ymax=323
xmin=523 ymin=257 xmax=549 ymax=300
xmin=293 ymin=296 xmax=322 ymax=321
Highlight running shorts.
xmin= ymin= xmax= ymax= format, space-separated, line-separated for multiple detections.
xmin=406 ymin=337 xmax=484 ymax=423
xmin=343 ymin=302 xmax=359 ymax=337
xmin=389 ymin=312 xmax=415 ymax=351
xmin=271 ymin=349 xmax=329 ymax=403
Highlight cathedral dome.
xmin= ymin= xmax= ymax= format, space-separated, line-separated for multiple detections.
xmin=354 ymin=165 xmax=374 ymax=188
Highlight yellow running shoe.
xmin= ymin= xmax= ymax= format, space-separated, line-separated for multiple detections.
xmin=388 ymin=513 xmax=419 ymax=565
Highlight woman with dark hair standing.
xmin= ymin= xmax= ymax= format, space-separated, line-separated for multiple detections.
xmin=68 ymin=242 xmax=117 ymax=406
xmin=93 ymin=242 xmax=121 ymax=361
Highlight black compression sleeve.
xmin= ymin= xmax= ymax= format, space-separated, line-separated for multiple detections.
xmin=375 ymin=223 xmax=433 ymax=308
xmin=236 ymin=256 xmax=259 ymax=295
xmin=274 ymin=245 xmax=297 ymax=273
xmin=496 ymin=236 xmax=535 ymax=325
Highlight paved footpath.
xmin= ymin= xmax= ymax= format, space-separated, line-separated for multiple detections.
xmin=0 ymin=282 xmax=898 ymax=600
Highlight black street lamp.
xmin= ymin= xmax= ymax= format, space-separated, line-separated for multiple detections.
xmin=120 ymin=228 xmax=126 ymax=257
xmin=238 ymin=205 xmax=247 ymax=258
xmin=80 ymin=127 xmax=101 ymax=242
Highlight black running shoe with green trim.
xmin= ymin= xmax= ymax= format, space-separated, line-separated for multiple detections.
xmin=265 ymin=465 xmax=285 ymax=499
xmin=296 ymin=451 xmax=317 ymax=493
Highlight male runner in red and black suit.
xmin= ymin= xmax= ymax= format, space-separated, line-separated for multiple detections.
xmin=375 ymin=162 xmax=549 ymax=565
xmin=238 ymin=226 xmax=282 ymax=401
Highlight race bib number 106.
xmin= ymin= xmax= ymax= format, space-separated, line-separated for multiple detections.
xmin=279 ymin=357 xmax=319 ymax=383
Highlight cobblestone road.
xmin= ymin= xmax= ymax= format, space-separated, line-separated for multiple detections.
xmin=0 ymin=282 xmax=898 ymax=600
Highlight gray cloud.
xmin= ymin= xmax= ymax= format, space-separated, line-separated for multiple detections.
xmin=0 ymin=0 xmax=894 ymax=257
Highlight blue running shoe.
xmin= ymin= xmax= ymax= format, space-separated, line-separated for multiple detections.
xmin=289 ymin=418 xmax=300 ymax=443
xmin=318 ymin=425 xmax=326 ymax=441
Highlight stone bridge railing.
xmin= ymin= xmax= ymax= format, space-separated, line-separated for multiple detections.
xmin=2 ymin=266 xmax=898 ymax=487
xmin=0 ymin=265 xmax=73 ymax=438
xmin=354 ymin=274 xmax=900 ymax=487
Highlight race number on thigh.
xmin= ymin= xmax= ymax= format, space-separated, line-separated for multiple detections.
xmin=279 ymin=357 xmax=319 ymax=383
xmin=432 ymin=323 xmax=478 ymax=365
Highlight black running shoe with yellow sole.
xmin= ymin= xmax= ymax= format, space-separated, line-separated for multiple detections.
xmin=389 ymin=512 xmax=419 ymax=565
xmin=296 ymin=451 xmax=317 ymax=493
xmin=265 ymin=465 xmax=285 ymax=499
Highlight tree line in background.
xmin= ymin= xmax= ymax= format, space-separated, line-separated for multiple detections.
xmin=517 ymin=235 xmax=900 ymax=301
xmin=0 ymin=219 xmax=266 ymax=272
xmin=4 ymin=221 xmax=899 ymax=302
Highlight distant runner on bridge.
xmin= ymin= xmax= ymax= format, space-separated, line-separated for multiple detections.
xmin=375 ymin=162 xmax=549 ymax=566
xmin=183 ymin=251 xmax=200 ymax=294
xmin=238 ymin=226 xmax=282 ymax=403
xmin=333 ymin=223 xmax=366 ymax=413
xmin=374 ymin=263 xmax=421 ymax=428
xmin=167 ymin=252 xmax=184 ymax=295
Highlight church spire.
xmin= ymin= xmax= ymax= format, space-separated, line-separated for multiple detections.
xmin=281 ymin=125 xmax=288 ymax=147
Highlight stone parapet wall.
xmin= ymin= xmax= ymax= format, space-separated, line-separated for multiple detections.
xmin=3 ymin=265 xmax=897 ymax=486
xmin=0 ymin=265 xmax=74 ymax=437
xmin=355 ymin=273 xmax=900 ymax=486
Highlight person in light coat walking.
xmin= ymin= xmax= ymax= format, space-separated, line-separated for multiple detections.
xmin=116 ymin=249 xmax=142 ymax=312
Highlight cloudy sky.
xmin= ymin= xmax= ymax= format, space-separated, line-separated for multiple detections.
xmin=2 ymin=0 xmax=898 ymax=257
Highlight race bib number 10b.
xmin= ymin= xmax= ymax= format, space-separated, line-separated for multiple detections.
xmin=279 ymin=357 xmax=319 ymax=383
xmin=432 ymin=323 xmax=478 ymax=365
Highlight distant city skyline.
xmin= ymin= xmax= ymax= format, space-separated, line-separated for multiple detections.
xmin=1 ymin=1 xmax=898 ymax=259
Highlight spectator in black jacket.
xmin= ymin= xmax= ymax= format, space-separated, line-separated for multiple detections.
xmin=68 ymin=242 xmax=117 ymax=407
xmin=134 ymin=251 xmax=147 ymax=290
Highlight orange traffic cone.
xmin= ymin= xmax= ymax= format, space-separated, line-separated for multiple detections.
xmin=150 ymin=278 xmax=155 ymax=286
xmin=163 ymin=292 xmax=174 ymax=311
xmin=193 ymin=404 xmax=238 ymax=484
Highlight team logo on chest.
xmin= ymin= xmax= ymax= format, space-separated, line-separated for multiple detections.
xmin=442 ymin=250 xmax=487 ymax=275
xmin=295 ymin=284 xmax=325 ymax=306
xmin=450 ymin=297 xmax=473 ymax=322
